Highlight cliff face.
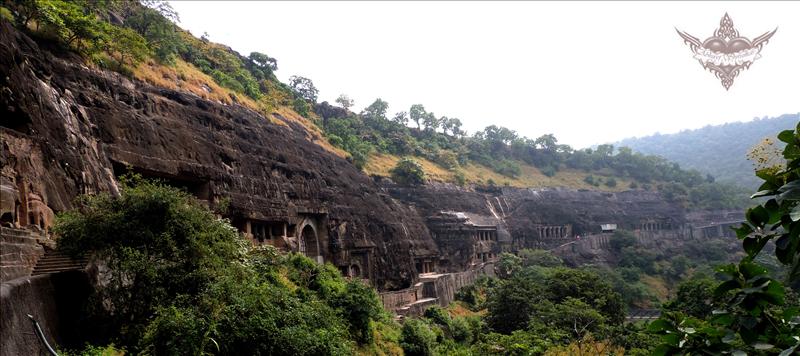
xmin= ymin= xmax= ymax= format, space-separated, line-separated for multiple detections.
xmin=387 ymin=184 xmax=688 ymax=251
xmin=0 ymin=22 xmax=436 ymax=290
xmin=0 ymin=20 xmax=695 ymax=290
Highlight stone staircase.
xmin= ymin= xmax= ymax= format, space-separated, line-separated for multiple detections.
xmin=1 ymin=227 xmax=46 ymax=281
xmin=31 ymin=249 xmax=87 ymax=276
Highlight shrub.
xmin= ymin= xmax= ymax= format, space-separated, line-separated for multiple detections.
xmin=400 ymin=319 xmax=437 ymax=356
xmin=453 ymin=170 xmax=466 ymax=187
xmin=391 ymin=157 xmax=426 ymax=186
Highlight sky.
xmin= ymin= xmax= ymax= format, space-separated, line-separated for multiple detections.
xmin=168 ymin=1 xmax=800 ymax=148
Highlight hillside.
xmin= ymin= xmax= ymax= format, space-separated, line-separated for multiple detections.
xmin=2 ymin=2 xmax=798 ymax=356
xmin=0 ymin=0 xmax=750 ymax=211
xmin=615 ymin=114 xmax=798 ymax=189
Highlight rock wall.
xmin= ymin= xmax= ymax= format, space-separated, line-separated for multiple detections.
xmin=0 ymin=22 xmax=436 ymax=290
xmin=0 ymin=271 xmax=91 ymax=356
xmin=387 ymin=184 xmax=688 ymax=250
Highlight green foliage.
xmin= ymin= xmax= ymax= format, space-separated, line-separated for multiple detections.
xmin=651 ymin=123 xmax=800 ymax=355
xmin=122 ymin=1 xmax=182 ymax=64
xmin=485 ymin=266 xmax=625 ymax=335
xmin=518 ymin=249 xmax=563 ymax=267
xmin=494 ymin=252 xmax=521 ymax=279
xmin=56 ymin=175 xmax=241 ymax=346
xmin=454 ymin=276 xmax=494 ymax=311
xmin=609 ymin=230 xmax=636 ymax=253
xmin=453 ymin=170 xmax=466 ymax=187
xmin=0 ymin=6 xmax=14 ymax=21
xmin=400 ymin=319 xmax=437 ymax=356
xmin=391 ymin=157 xmax=426 ymax=186
xmin=662 ymin=277 xmax=720 ymax=319
xmin=289 ymin=75 xmax=318 ymax=102
xmin=13 ymin=0 xmax=149 ymax=69
xmin=54 ymin=176 xmax=386 ymax=354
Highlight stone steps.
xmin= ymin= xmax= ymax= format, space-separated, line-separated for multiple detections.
xmin=31 ymin=250 xmax=87 ymax=276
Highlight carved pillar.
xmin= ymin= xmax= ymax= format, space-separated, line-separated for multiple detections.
xmin=17 ymin=178 xmax=28 ymax=226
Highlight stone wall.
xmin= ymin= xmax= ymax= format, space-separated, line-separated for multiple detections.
xmin=0 ymin=271 xmax=91 ymax=356
xmin=379 ymin=262 xmax=495 ymax=317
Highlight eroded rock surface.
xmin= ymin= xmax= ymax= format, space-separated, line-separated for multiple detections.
xmin=0 ymin=22 xmax=436 ymax=290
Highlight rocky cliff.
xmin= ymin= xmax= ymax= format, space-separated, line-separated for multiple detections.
xmin=1 ymin=19 xmax=698 ymax=290
xmin=0 ymin=22 xmax=436 ymax=290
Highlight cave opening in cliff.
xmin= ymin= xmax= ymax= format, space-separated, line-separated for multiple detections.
xmin=0 ymin=107 xmax=31 ymax=133
xmin=299 ymin=225 xmax=320 ymax=262
xmin=112 ymin=161 xmax=211 ymax=201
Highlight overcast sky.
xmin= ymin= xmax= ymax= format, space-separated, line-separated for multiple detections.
xmin=168 ymin=1 xmax=800 ymax=148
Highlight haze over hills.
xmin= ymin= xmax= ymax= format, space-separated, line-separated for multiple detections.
xmin=615 ymin=114 xmax=799 ymax=189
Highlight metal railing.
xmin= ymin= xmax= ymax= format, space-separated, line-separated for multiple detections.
xmin=27 ymin=314 xmax=59 ymax=356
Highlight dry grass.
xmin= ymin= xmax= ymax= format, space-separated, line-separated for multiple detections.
xmin=640 ymin=274 xmax=670 ymax=302
xmin=273 ymin=107 xmax=348 ymax=158
xmin=132 ymin=59 xmax=347 ymax=158
xmin=364 ymin=153 xmax=454 ymax=181
xmin=134 ymin=58 xmax=245 ymax=106
xmin=365 ymin=153 xmax=641 ymax=191
xmin=447 ymin=302 xmax=486 ymax=318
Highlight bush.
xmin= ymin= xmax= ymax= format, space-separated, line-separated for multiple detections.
xmin=540 ymin=165 xmax=557 ymax=177
xmin=605 ymin=177 xmax=617 ymax=187
xmin=492 ymin=159 xmax=521 ymax=178
xmin=54 ymin=176 xmax=383 ymax=355
xmin=400 ymin=319 xmax=437 ymax=356
xmin=56 ymin=175 xmax=242 ymax=346
xmin=391 ymin=157 xmax=426 ymax=186
xmin=453 ymin=170 xmax=466 ymax=187
xmin=519 ymin=249 xmax=563 ymax=267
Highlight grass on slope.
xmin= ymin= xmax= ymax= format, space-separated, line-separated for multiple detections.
xmin=132 ymin=58 xmax=347 ymax=158
xmin=364 ymin=153 xmax=639 ymax=191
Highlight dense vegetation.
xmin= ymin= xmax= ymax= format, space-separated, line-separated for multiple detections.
xmin=650 ymin=123 xmax=800 ymax=355
xmin=55 ymin=176 xmax=388 ymax=355
xmin=50 ymin=176 xmax=794 ymax=355
xmin=316 ymin=99 xmax=751 ymax=209
xmin=617 ymin=114 xmax=799 ymax=189
xmin=5 ymin=0 xmax=304 ymax=114
xmin=390 ymin=254 xmax=656 ymax=355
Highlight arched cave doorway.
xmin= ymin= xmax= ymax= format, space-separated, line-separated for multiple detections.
xmin=299 ymin=224 xmax=320 ymax=262
xmin=350 ymin=264 xmax=361 ymax=278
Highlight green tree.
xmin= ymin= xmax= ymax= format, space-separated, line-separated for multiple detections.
xmin=248 ymin=51 xmax=278 ymax=72
xmin=662 ymin=277 xmax=720 ymax=319
xmin=409 ymin=104 xmax=426 ymax=130
xmin=335 ymin=94 xmax=354 ymax=110
xmin=651 ymin=123 xmax=800 ymax=355
xmin=390 ymin=157 xmax=426 ymax=186
xmin=400 ymin=319 xmax=437 ymax=356
xmin=519 ymin=249 xmax=563 ymax=267
xmin=56 ymin=175 xmax=242 ymax=347
xmin=289 ymin=75 xmax=319 ymax=102
xmin=123 ymin=1 xmax=182 ymax=64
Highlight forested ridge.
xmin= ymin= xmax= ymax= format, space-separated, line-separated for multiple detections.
xmin=616 ymin=114 xmax=799 ymax=189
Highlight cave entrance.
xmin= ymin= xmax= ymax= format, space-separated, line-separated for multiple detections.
xmin=299 ymin=225 xmax=322 ymax=263
xmin=112 ymin=162 xmax=210 ymax=201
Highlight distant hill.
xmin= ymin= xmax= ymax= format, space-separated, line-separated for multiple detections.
xmin=615 ymin=114 xmax=799 ymax=189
